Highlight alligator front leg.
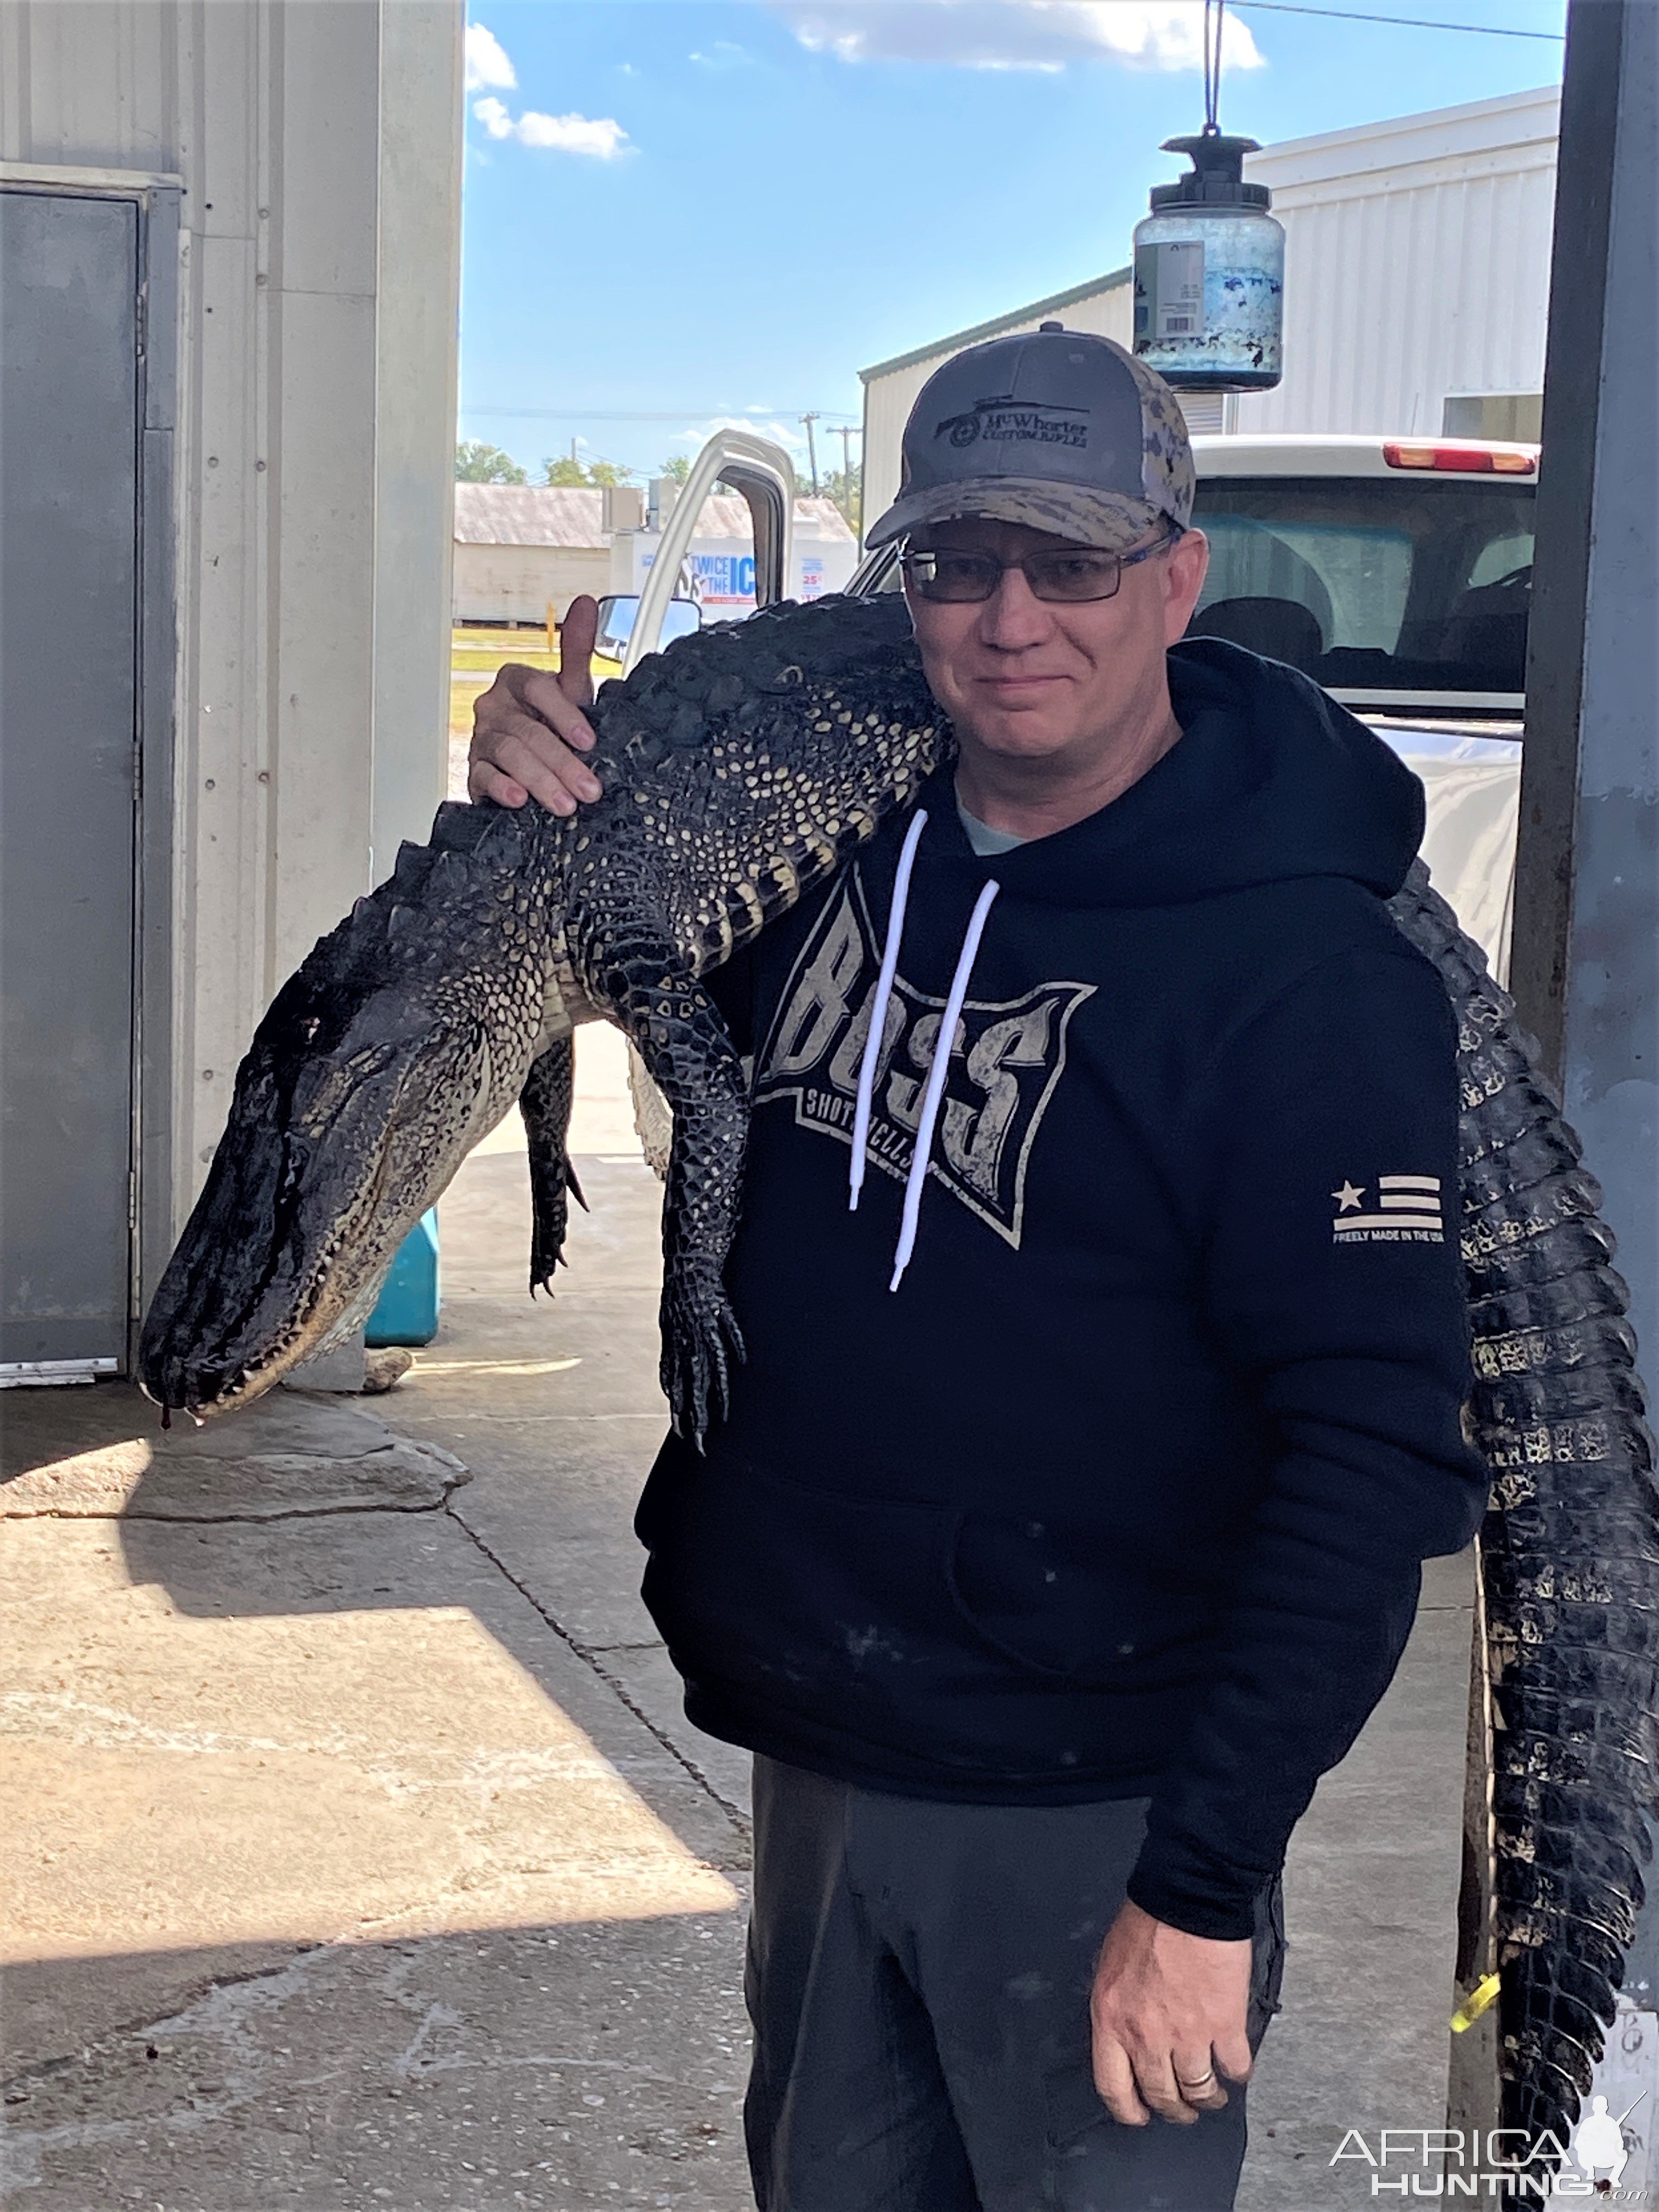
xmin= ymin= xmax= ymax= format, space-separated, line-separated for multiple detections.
xmin=608 ymin=943 xmax=748 ymax=1444
xmin=519 ymin=1032 xmax=588 ymax=1293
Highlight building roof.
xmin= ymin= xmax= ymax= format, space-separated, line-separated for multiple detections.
xmin=453 ymin=484 xmax=605 ymax=546
xmin=859 ymin=264 xmax=1131 ymax=386
xmin=1244 ymin=82 xmax=1558 ymax=188
xmin=453 ymin=482 xmax=855 ymax=548
xmin=700 ymin=493 xmax=857 ymax=544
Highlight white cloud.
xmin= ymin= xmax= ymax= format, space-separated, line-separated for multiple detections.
xmin=472 ymin=95 xmax=631 ymax=158
xmin=769 ymin=1 xmax=1261 ymax=73
xmin=515 ymin=108 xmax=631 ymax=156
xmin=464 ymin=21 xmax=516 ymax=92
xmin=674 ymin=415 xmax=814 ymax=463
xmin=690 ymin=40 xmax=754 ymax=67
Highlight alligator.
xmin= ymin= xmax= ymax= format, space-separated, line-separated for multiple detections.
xmin=140 ymin=594 xmax=940 ymax=1439
xmin=139 ymin=589 xmax=1659 ymax=2152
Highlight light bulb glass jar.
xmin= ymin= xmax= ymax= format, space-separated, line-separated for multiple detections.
xmin=1133 ymin=133 xmax=1284 ymax=392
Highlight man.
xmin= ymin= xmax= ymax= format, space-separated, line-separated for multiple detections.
xmin=471 ymin=328 xmax=1488 ymax=2211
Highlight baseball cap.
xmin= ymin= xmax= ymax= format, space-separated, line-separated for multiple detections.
xmin=864 ymin=323 xmax=1195 ymax=553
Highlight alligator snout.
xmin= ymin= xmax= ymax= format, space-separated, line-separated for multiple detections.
xmin=140 ymin=978 xmax=515 ymax=1420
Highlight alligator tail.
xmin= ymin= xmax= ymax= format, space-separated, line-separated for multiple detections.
xmin=1388 ymin=859 xmax=1659 ymax=2148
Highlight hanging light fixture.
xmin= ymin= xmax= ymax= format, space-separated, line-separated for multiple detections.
xmin=1133 ymin=0 xmax=1285 ymax=392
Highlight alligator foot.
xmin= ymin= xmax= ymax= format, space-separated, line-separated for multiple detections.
xmin=660 ymin=1262 xmax=746 ymax=1444
xmin=597 ymin=939 xmax=752 ymax=1443
xmin=520 ymin=1033 xmax=586 ymax=1292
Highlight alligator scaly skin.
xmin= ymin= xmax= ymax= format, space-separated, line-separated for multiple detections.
xmin=1387 ymin=862 xmax=1659 ymax=2147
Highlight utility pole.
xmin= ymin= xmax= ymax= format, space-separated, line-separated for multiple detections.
xmin=831 ymin=423 xmax=861 ymax=526
xmin=798 ymin=411 xmax=820 ymax=497
xmin=1513 ymin=0 xmax=1658 ymax=1306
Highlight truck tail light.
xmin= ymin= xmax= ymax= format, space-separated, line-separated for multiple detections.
xmin=1383 ymin=442 xmax=1538 ymax=476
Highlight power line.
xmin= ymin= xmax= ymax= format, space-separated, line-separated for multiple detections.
xmin=1228 ymin=1 xmax=1562 ymax=36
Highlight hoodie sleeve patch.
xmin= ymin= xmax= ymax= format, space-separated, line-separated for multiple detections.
xmin=1330 ymin=1172 xmax=1444 ymax=1242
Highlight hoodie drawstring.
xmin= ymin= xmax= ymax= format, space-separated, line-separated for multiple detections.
xmin=845 ymin=808 xmax=1000 ymax=1290
xmin=849 ymin=809 xmax=927 ymax=1214
xmin=889 ymin=878 xmax=999 ymax=1291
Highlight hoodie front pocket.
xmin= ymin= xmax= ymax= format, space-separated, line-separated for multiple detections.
xmin=639 ymin=1455 xmax=980 ymax=1717
xmin=945 ymin=1511 xmax=1215 ymax=1686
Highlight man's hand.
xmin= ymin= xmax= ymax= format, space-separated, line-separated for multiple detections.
xmin=1090 ymin=1899 xmax=1252 ymax=2127
xmin=469 ymin=594 xmax=605 ymax=817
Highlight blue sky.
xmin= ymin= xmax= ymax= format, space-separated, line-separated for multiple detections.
xmin=458 ymin=0 xmax=1566 ymax=485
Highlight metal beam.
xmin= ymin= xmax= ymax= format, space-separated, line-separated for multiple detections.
xmin=1509 ymin=0 xmax=1659 ymax=2010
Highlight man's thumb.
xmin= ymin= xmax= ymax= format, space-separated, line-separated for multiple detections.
xmin=560 ymin=595 xmax=599 ymax=706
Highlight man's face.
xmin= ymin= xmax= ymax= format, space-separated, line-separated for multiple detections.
xmin=901 ymin=516 xmax=1209 ymax=765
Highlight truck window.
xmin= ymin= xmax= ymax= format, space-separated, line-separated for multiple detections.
xmin=1189 ymin=477 xmax=1535 ymax=697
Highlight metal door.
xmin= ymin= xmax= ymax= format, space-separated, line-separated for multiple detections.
xmin=1 ymin=189 xmax=140 ymax=1374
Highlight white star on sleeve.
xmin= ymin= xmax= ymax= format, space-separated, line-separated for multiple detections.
xmin=1333 ymin=1181 xmax=1365 ymax=1212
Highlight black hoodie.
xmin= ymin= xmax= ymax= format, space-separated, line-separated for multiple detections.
xmin=636 ymin=637 xmax=1489 ymax=1940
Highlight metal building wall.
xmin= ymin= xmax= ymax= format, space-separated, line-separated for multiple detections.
xmin=1237 ymin=87 xmax=1559 ymax=437
xmin=0 ymin=0 xmax=463 ymax=1267
xmin=859 ymin=87 xmax=1558 ymax=529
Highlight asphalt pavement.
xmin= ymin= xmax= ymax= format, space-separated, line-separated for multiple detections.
xmin=1 ymin=1022 xmax=1472 ymax=2211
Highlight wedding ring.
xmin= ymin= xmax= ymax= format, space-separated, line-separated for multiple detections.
xmin=1176 ymin=2068 xmax=1217 ymax=2092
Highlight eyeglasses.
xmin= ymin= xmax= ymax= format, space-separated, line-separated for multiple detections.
xmin=901 ymin=527 xmax=1181 ymax=605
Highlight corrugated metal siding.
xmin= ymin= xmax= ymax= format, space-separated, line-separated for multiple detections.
xmin=1 ymin=0 xmax=462 ymax=1243
xmin=860 ymin=279 xmax=1132 ymax=537
xmin=1237 ymin=89 xmax=1558 ymax=436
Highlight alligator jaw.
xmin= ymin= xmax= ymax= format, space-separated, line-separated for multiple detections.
xmin=140 ymin=1020 xmax=504 ymax=1419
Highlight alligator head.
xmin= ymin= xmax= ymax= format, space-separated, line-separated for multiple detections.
xmin=139 ymin=817 xmax=546 ymax=1419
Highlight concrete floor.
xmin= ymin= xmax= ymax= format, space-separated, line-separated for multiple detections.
xmin=2 ymin=1023 xmax=1474 ymax=2211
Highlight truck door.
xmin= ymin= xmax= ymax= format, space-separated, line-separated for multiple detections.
xmin=625 ymin=431 xmax=795 ymax=673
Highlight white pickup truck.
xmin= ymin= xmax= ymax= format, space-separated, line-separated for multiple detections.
xmin=848 ymin=432 xmax=1537 ymax=977
xmin=634 ymin=427 xmax=1537 ymax=977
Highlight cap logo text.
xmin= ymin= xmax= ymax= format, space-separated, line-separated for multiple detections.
xmin=936 ymin=402 xmax=1089 ymax=453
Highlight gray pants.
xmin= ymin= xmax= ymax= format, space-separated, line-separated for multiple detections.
xmin=744 ymin=1756 xmax=1285 ymax=2212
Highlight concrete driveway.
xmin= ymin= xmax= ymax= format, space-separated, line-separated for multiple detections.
xmin=1 ymin=1023 xmax=1472 ymax=2211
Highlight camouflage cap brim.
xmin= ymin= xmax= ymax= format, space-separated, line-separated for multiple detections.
xmin=865 ymin=479 xmax=1171 ymax=552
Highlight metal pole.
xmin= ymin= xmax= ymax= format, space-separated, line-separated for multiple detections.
xmin=799 ymin=411 xmax=820 ymax=497
xmin=1508 ymin=0 xmax=1659 ymax=2001
xmin=832 ymin=424 xmax=860 ymax=523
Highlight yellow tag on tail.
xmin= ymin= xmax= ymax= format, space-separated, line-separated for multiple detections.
xmin=1451 ymin=1973 xmax=1501 ymax=2033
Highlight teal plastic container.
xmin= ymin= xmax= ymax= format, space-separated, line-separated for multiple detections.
xmin=366 ymin=1210 xmax=441 ymax=1347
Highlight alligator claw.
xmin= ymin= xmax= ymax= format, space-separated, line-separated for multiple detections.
xmin=661 ymin=1268 xmax=746 ymax=1447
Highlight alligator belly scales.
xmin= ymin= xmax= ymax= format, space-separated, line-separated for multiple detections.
xmin=141 ymin=592 xmax=1659 ymax=2145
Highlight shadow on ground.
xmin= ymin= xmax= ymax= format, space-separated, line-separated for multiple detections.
xmin=3 ymin=1152 xmax=758 ymax=2212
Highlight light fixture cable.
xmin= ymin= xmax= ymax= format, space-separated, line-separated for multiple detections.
xmin=1204 ymin=0 xmax=1226 ymax=132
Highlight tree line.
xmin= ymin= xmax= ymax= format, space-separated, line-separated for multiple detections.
xmin=455 ymin=442 xmax=687 ymax=489
xmin=456 ymin=443 xmax=859 ymax=531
